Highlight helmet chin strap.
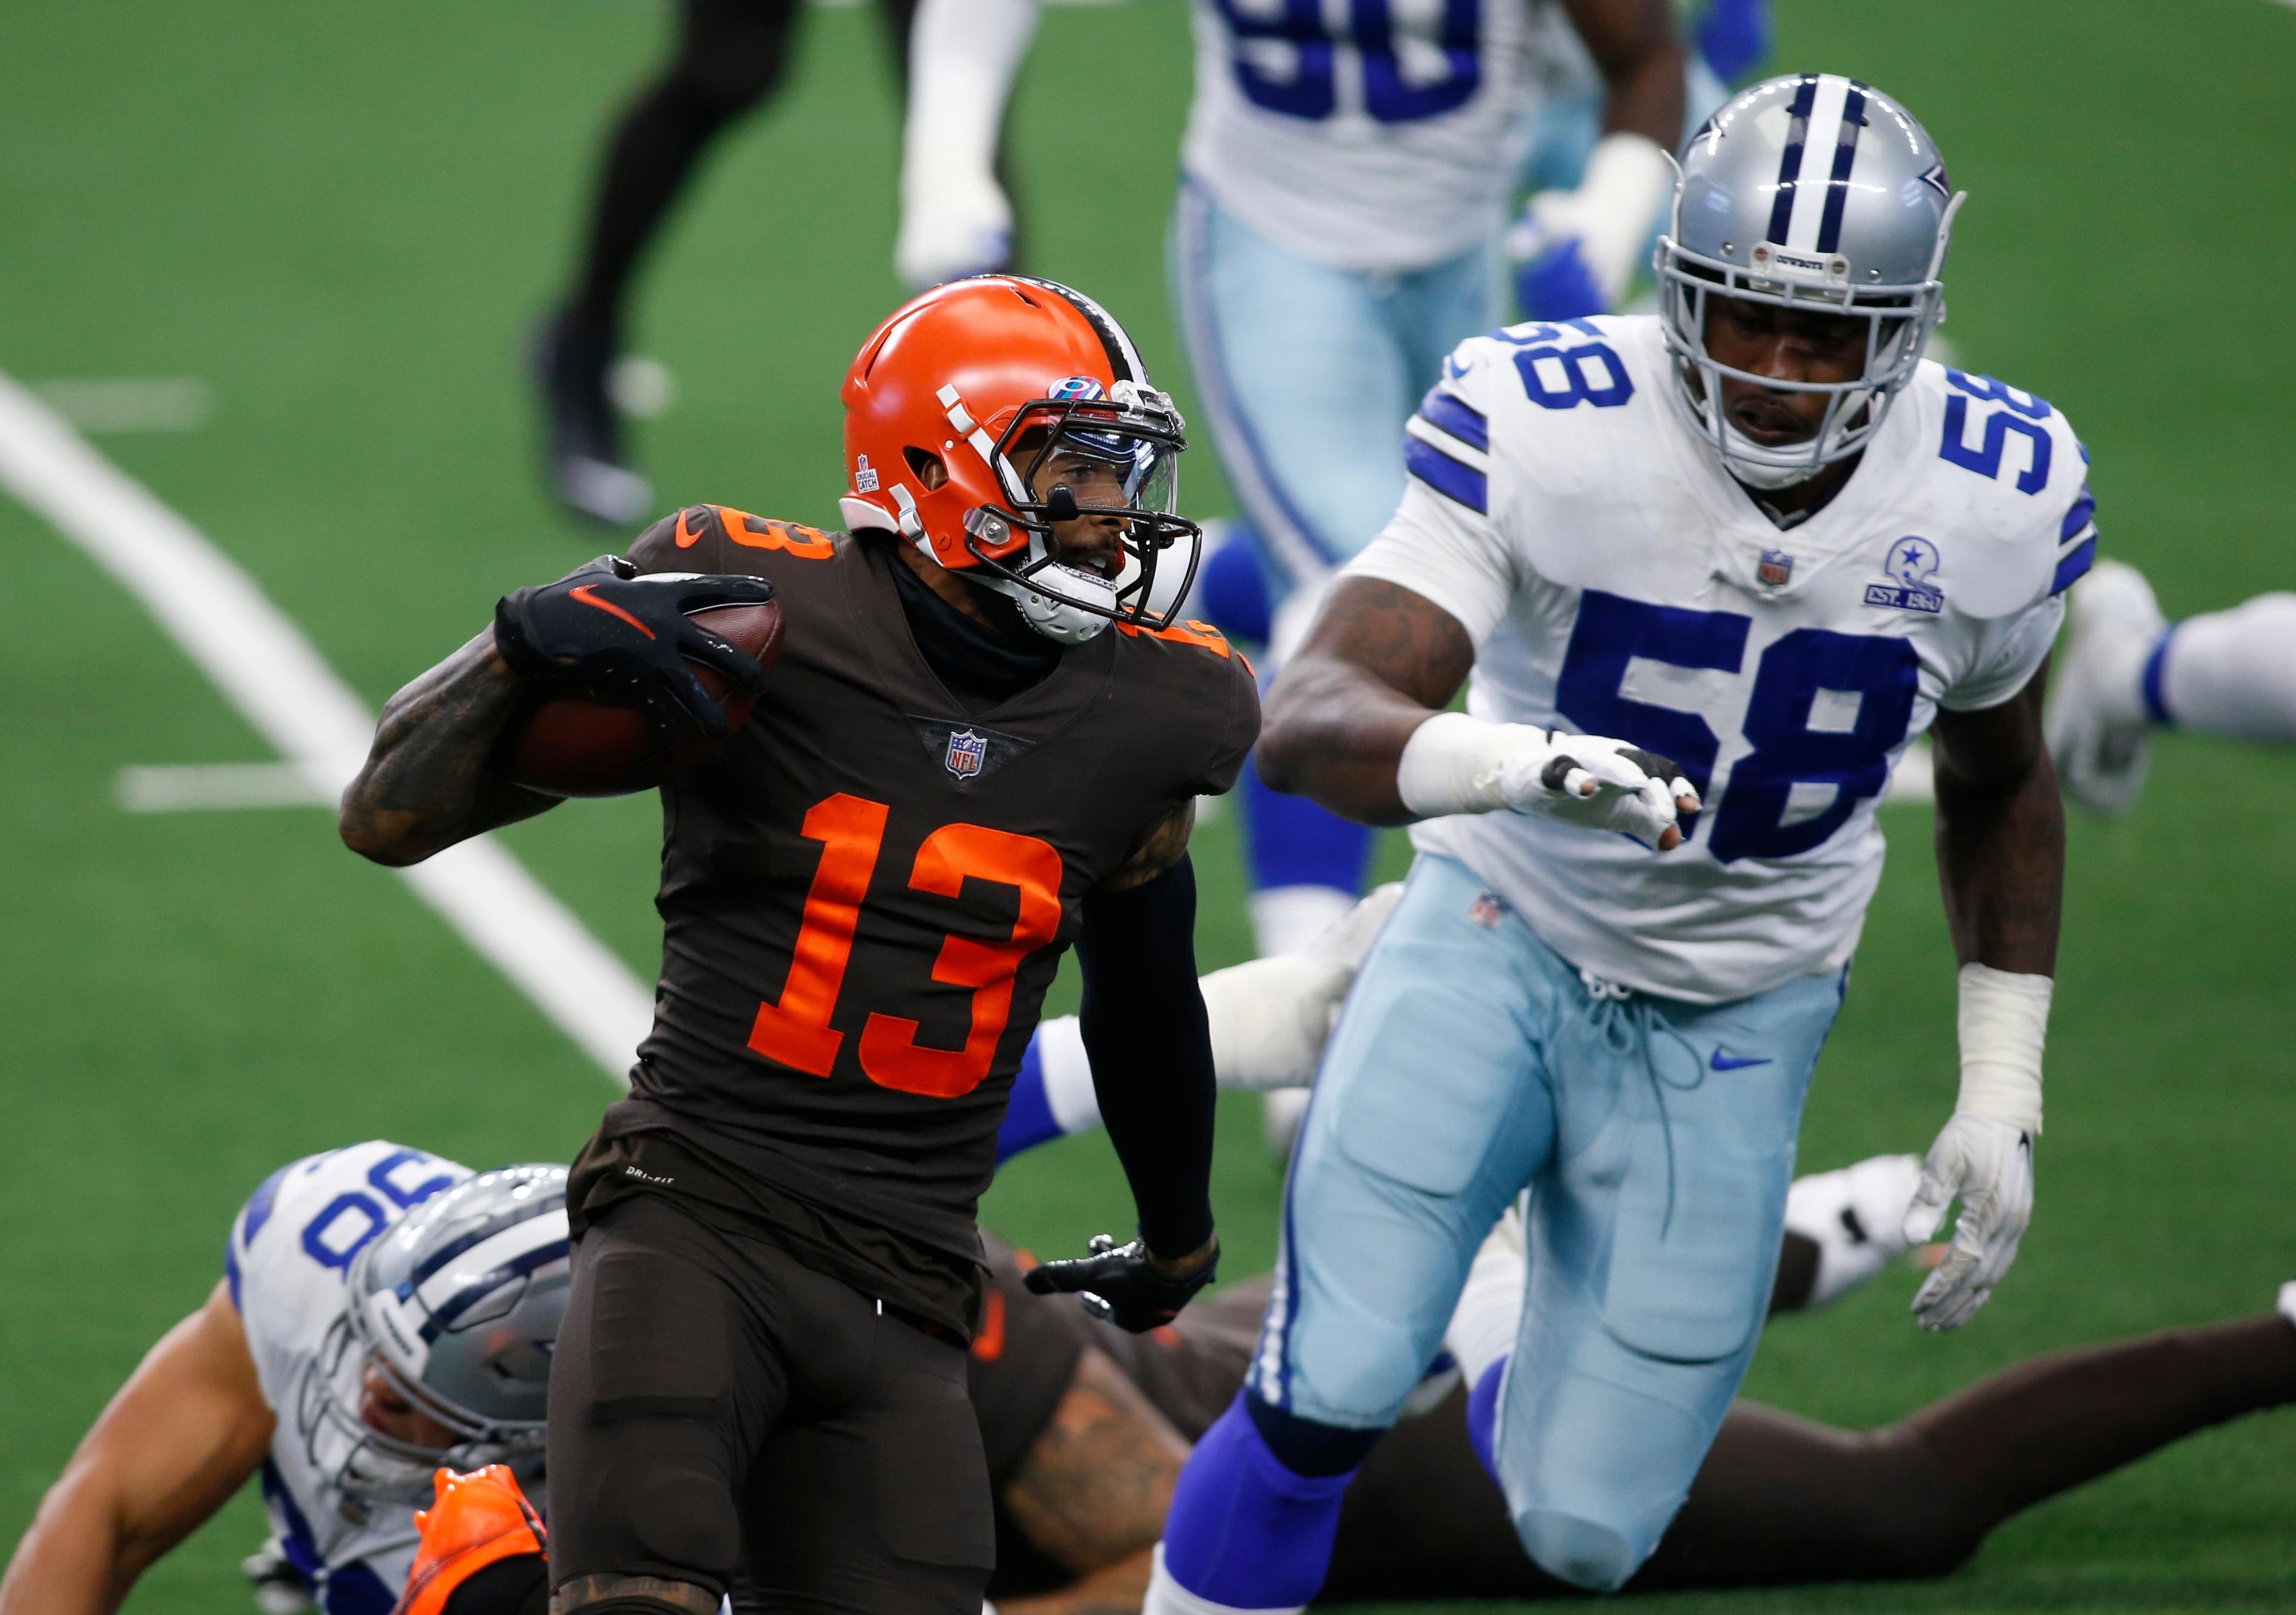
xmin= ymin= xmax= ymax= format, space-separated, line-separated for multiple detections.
xmin=982 ymin=560 xmax=1116 ymax=645
xmin=1718 ymin=422 xmax=1823 ymax=489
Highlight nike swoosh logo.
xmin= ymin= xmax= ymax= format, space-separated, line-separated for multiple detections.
xmin=1710 ymin=1050 xmax=1771 ymax=1071
xmin=674 ymin=506 xmax=709 ymax=548
xmin=569 ymin=584 xmax=656 ymax=640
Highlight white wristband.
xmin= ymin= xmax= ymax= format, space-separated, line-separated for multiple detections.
xmin=1955 ymin=962 xmax=2051 ymax=1136
xmin=1397 ymin=712 xmax=1545 ymax=818
xmin=1571 ymin=132 xmax=1677 ymax=303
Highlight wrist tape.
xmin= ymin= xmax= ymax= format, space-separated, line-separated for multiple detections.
xmin=1955 ymin=962 xmax=2051 ymax=1136
xmin=1397 ymin=712 xmax=1545 ymax=817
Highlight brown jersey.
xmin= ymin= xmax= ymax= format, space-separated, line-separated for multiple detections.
xmin=596 ymin=505 xmax=1256 ymax=1296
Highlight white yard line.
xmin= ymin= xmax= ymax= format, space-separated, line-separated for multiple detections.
xmin=0 ymin=373 xmax=649 ymax=1083
xmin=28 ymin=377 xmax=213 ymax=433
xmin=116 ymin=761 xmax=337 ymax=812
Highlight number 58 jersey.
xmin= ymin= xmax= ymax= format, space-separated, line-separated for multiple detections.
xmin=1347 ymin=315 xmax=2095 ymax=1002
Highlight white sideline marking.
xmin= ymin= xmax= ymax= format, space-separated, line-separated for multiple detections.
xmin=117 ymin=761 xmax=336 ymax=813
xmin=0 ymin=374 xmax=650 ymax=1083
xmin=29 ymin=377 xmax=213 ymax=434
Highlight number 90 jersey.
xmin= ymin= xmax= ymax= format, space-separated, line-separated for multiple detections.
xmin=1184 ymin=0 xmax=1543 ymax=272
xmin=226 ymin=1141 xmax=472 ymax=1614
xmin=1347 ymin=316 xmax=2095 ymax=1002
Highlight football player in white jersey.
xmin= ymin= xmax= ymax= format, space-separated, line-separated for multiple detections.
xmin=1141 ymin=74 xmax=2081 ymax=1613
xmin=0 ymin=1145 xmax=564 ymax=1615
xmin=893 ymin=0 xmax=1692 ymax=970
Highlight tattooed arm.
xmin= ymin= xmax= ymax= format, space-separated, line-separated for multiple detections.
xmin=1931 ymin=662 xmax=2063 ymax=975
xmin=1258 ymin=578 xmax=1478 ymax=825
xmin=338 ymin=629 xmax=558 ymax=866
xmin=996 ymin=1346 xmax=1189 ymax=1615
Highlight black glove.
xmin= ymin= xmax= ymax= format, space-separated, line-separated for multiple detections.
xmin=494 ymin=555 xmax=774 ymax=750
xmin=1022 ymin=1232 xmax=1219 ymax=1333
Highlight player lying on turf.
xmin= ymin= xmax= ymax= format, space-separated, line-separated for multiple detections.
xmin=16 ymin=1136 xmax=2294 ymax=1615
xmin=0 ymin=885 xmax=1381 ymax=1615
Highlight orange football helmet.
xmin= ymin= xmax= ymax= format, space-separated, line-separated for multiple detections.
xmin=840 ymin=275 xmax=1201 ymax=644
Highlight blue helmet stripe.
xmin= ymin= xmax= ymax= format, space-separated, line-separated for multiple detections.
xmin=1814 ymin=83 xmax=1870 ymax=254
xmin=417 ymin=1239 xmax=572 ymax=1342
xmin=1764 ymin=75 xmax=1820 ymax=245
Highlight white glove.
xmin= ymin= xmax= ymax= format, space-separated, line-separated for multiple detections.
xmin=1398 ymin=713 xmax=1697 ymax=850
xmin=1494 ymin=731 xmax=1697 ymax=847
xmin=1901 ymin=1114 xmax=2032 ymax=1332
xmin=1505 ymin=132 xmax=1675 ymax=310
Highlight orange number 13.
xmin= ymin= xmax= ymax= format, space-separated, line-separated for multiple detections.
xmin=746 ymin=793 xmax=1064 ymax=1098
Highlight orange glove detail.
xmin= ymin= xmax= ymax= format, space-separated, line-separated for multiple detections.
xmin=391 ymin=1466 xmax=547 ymax=1615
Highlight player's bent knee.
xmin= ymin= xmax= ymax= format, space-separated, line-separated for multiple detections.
xmin=1515 ymin=1510 xmax=1642 ymax=1593
xmin=1245 ymin=1388 xmax=1384 ymax=1476
xmin=550 ymin=1571 xmax=720 ymax=1615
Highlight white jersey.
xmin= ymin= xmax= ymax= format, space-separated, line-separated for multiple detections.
xmin=1347 ymin=316 xmax=2092 ymax=1002
xmin=1183 ymin=0 xmax=1546 ymax=271
xmin=227 ymin=1140 xmax=471 ymax=1614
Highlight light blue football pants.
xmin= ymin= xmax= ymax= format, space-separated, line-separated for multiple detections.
xmin=1168 ymin=178 xmax=1502 ymax=593
xmin=1254 ymin=853 xmax=1848 ymax=1589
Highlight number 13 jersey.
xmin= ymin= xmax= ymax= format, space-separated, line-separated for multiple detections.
xmin=621 ymin=511 xmax=1257 ymax=1264
xmin=1346 ymin=315 xmax=2094 ymax=1002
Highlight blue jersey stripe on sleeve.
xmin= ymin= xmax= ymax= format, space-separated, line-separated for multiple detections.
xmin=1415 ymin=386 xmax=1488 ymax=452
xmin=2060 ymin=487 xmax=2096 ymax=544
xmin=1404 ymin=435 xmax=1488 ymax=514
xmin=2051 ymin=533 xmax=2097 ymax=595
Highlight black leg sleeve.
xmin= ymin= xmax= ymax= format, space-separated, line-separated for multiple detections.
xmin=563 ymin=0 xmax=802 ymax=341
xmin=1074 ymin=856 xmax=1217 ymax=1259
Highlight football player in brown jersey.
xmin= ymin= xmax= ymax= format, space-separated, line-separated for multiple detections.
xmin=340 ymin=276 xmax=1259 ymax=1615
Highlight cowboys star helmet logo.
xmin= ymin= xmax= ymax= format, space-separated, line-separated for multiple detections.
xmin=1865 ymin=536 xmax=1945 ymax=613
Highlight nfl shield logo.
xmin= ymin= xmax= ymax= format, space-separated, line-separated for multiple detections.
xmin=1757 ymin=549 xmax=1795 ymax=588
xmin=944 ymin=730 xmax=988 ymax=779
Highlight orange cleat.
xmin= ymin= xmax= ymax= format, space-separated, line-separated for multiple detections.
xmin=391 ymin=1466 xmax=546 ymax=1615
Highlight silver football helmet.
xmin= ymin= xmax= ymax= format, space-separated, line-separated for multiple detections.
xmin=1656 ymin=74 xmax=1967 ymax=486
xmin=296 ymin=1165 xmax=569 ymax=1510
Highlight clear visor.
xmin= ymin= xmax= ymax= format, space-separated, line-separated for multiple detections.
xmin=1007 ymin=405 xmax=1181 ymax=519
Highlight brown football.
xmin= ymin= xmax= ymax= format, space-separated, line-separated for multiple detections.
xmin=500 ymin=600 xmax=785 ymax=798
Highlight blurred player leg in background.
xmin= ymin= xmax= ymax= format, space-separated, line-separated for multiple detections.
xmin=1170 ymin=182 xmax=1473 ymax=960
xmin=896 ymin=0 xmax=1037 ymax=291
xmin=535 ymin=0 xmax=918 ymax=526
xmin=2048 ymin=558 xmax=2296 ymax=816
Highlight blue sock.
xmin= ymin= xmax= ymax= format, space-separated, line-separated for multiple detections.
xmin=1465 ymin=1358 xmax=1505 ymax=1484
xmin=1161 ymin=1394 xmax=1363 ymax=1609
xmin=1198 ymin=527 xmax=1274 ymax=646
xmin=994 ymin=1036 xmax=1061 ymax=1164
xmin=2142 ymin=625 xmax=2179 ymax=726
xmin=1242 ymin=757 xmax=1373 ymax=897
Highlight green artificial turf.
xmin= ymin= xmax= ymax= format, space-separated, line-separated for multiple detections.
xmin=1 ymin=1 xmax=2292 ymax=1610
